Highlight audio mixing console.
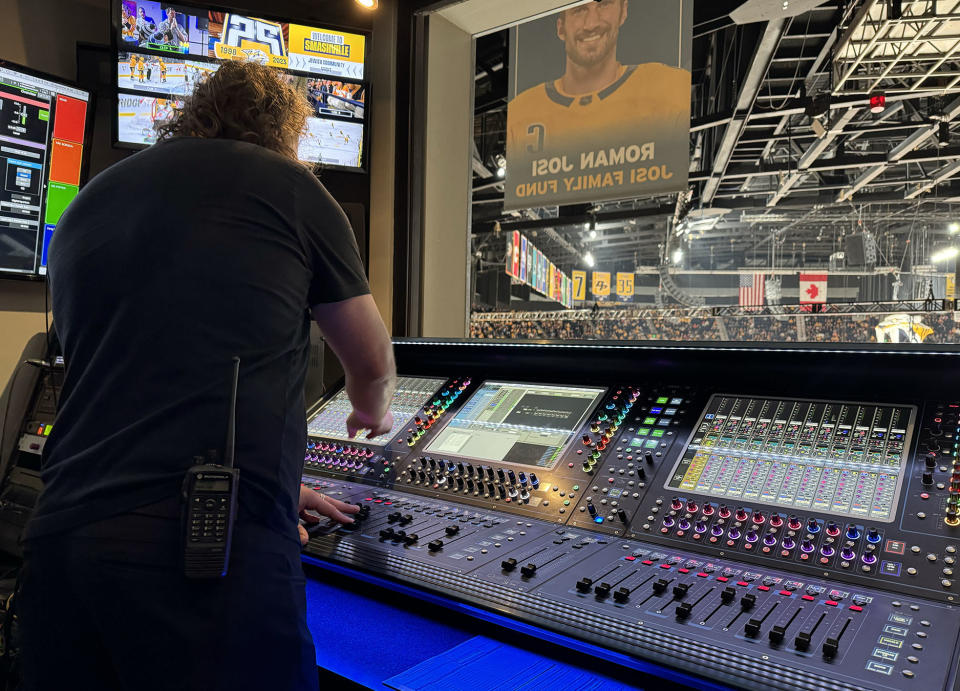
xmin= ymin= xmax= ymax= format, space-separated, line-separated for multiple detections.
xmin=300 ymin=341 xmax=960 ymax=690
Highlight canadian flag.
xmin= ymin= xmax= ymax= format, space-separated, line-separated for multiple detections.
xmin=799 ymin=273 xmax=827 ymax=304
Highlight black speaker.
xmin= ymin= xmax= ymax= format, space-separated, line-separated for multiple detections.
xmin=844 ymin=234 xmax=867 ymax=266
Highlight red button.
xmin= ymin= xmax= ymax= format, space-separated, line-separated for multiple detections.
xmin=625 ymin=556 xmax=636 ymax=561
xmin=716 ymin=576 xmax=729 ymax=582
xmin=801 ymin=595 xmax=815 ymax=601
xmin=642 ymin=560 xmax=653 ymax=565
xmin=737 ymin=581 xmax=749 ymax=586
xmin=660 ymin=564 xmax=671 ymax=569
xmin=758 ymin=585 xmax=770 ymax=591
xmin=825 ymin=600 xmax=838 ymax=606
xmin=849 ymin=605 xmax=863 ymax=612
xmin=778 ymin=590 xmax=792 ymax=596
xmin=678 ymin=568 xmax=690 ymax=574
xmin=696 ymin=572 xmax=708 ymax=578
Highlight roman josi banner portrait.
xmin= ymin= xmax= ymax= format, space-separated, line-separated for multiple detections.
xmin=505 ymin=0 xmax=691 ymax=210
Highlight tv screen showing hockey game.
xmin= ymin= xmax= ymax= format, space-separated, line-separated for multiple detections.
xmin=113 ymin=1 xmax=367 ymax=170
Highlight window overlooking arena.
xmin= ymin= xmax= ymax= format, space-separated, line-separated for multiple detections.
xmin=468 ymin=1 xmax=960 ymax=346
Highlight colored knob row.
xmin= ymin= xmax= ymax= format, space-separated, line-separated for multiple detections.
xmin=307 ymin=441 xmax=375 ymax=458
xmin=405 ymin=379 xmax=472 ymax=446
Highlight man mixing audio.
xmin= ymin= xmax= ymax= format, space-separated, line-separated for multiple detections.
xmin=15 ymin=61 xmax=396 ymax=690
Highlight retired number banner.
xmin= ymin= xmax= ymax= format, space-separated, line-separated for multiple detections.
xmin=505 ymin=0 xmax=691 ymax=210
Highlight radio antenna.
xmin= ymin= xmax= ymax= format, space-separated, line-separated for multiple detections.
xmin=223 ymin=356 xmax=240 ymax=469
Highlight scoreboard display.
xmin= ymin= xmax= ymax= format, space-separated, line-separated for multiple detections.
xmin=112 ymin=1 xmax=368 ymax=170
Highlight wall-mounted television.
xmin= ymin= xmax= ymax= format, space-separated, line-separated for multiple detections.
xmin=0 ymin=59 xmax=93 ymax=279
xmin=111 ymin=1 xmax=369 ymax=172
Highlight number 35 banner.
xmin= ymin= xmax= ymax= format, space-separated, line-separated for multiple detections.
xmin=504 ymin=0 xmax=691 ymax=210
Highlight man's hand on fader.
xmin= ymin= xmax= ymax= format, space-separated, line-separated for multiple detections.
xmin=346 ymin=409 xmax=394 ymax=440
xmin=297 ymin=485 xmax=361 ymax=546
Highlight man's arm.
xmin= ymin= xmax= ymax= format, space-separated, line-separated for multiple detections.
xmin=311 ymin=294 xmax=396 ymax=438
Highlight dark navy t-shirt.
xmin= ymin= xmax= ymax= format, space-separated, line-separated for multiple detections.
xmin=27 ymin=137 xmax=368 ymax=541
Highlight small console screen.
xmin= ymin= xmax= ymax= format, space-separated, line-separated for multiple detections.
xmin=665 ymin=395 xmax=916 ymax=523
xmin=307 ymin=376 xmax=445 ymax=446
xmin=424 ymin=381 xmax=605 ymax=468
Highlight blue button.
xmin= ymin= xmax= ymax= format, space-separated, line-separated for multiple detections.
xmin=650 ymin=407 xmax=663 ymax=414
xmin=594 ymin=516 xmax=604 ymax=524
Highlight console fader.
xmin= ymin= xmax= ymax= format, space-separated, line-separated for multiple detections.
xmin=300 ymin=341 xmax=960 ymax=691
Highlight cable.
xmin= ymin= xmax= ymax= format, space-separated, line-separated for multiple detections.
xmin=758 ymin=14 xmax=809 ymax=112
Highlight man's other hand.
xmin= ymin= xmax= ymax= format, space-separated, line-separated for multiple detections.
xmin=346 ymin=409 xmax=394 ymax=439
xmin=298 ymin=485 xmax=360 ymax=546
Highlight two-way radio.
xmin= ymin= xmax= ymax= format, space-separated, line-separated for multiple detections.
xmin=180 ymin=356 xmax=241 ymax=579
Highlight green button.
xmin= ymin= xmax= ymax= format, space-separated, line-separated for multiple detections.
xmin=598 ymin=414 xmax=608 ymax=421
xmin=652 ymin=429 xmax=665 ymax=438
xmin=572 ymin=485 xmax=580 ymax=491
xmin=644 ymin=440 xmax=658 ymax=449
xmin=656 ymin=397 xmax=669 ymax=404
xmin=563 ymin=500 xmax=570 ymax=506
xmin=637 ymin=428 xmax=650 ymax=436
xmin=643 ymin=417 xmax=656 ymax=425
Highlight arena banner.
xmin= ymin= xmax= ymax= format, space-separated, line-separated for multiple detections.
xmin=616 ymin=271 xmax=635 ymax=298
xmin=572 ymin=270 xmax=587 ymax=301
xmin=504 ymin=230 xmax=573 ymax=307
xmin=505 ymin=0 xmax=691 ymax=211
xmin=592 ymin=271 xmax=611 ymax=298
xmin=507 ymin=230 xmax=520 ymax=278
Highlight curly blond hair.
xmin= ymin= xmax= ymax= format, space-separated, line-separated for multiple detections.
xmin=155 ymin=60 xmax=312 ymax=161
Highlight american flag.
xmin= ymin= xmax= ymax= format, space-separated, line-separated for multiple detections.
xmin=739 ymin=272 xmax=766 ymax=306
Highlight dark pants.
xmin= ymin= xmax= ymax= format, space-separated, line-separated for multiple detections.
xmin=16 ymin=504 xmax=318 ymax=691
